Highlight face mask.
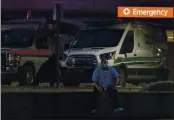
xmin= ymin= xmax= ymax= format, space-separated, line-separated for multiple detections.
xmin=103 ymin=64 xmax=108 ymax=68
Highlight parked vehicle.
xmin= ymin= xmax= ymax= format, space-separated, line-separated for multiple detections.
xmin=60 ymin=20 xmax=169 ymax=87
xmin=1 ymin=22 xmax=49 ymax=85
xmin=1 ymin=18 xmax=78 ymax=86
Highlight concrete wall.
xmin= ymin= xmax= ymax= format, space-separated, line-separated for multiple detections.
xmin=2 ymin=92 xmax=174 ymax=119
xmin=168 ymin=42 xmax=174 ymax=80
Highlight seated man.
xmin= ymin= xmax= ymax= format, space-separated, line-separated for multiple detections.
xmin=91 ymin=58 xmax=123 ymax=114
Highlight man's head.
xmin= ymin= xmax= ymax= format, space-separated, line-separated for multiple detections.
xmin=100 ymin=58 xmax=108 ymax=69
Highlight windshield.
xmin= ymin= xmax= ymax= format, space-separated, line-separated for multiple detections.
xmin=70 ymin=29 xmax=124 ymax=48
xmin=1 ymin=28 xmax=36 ymax=48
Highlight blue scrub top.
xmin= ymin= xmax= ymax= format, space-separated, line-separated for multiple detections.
xmin=92 ymin=66 xmax=120 ymax=88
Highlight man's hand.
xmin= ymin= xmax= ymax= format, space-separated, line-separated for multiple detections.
xmin=93 ymin=82 xmax=103 ymax=92
xmin=58 ymin=83 xmax=64 ymax=88
xmin=112 ymin=77 xmax=118 ymax=88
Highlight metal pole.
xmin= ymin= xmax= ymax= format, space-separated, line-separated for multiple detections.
xmin=53 ymin=4 xmax=61 ymax=84
xmin=2 ymin=0 xmax=4 ymax=9
xmin=93 ymin=0 xmax=95 ymax=10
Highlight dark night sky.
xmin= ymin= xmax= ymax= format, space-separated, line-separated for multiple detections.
xmin=2 ymin=0 xmax=174 ymax=10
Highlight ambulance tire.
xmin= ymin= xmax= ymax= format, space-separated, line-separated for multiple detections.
xmin=1 ymin=76 xmax=12 ymax=85
xmin=19 ymin=64 xmax=38 ymax=86
xmin=117 ymin=66 xmax=128 ymax=87
xmin=156 ymin=68 xmax=170 ymax=81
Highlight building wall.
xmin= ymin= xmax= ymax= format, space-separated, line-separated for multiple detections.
xmin=168 ymin=42 xmax=174 ymax=80
xmin=167 ymin=30 xmax=174 ymax=80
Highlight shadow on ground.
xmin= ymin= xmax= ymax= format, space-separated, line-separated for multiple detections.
xmin=2 ymin=91 xmax=174 ymax=119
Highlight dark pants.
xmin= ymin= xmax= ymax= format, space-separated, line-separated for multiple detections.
xmin=92 ymin=86 xmax=120 ymax=109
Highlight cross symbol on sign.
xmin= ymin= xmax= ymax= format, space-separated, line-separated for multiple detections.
xmin=123 ymin=8 xmax=130 ymax=15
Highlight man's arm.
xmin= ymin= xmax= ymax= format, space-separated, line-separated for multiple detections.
xmin=92 ymin=68 xmax=101 ymax=89
xmin=110 ymin=67 xmax=120 ymax=88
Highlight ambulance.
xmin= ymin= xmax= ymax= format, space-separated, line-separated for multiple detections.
xmin=59 ymin=20 xmax=169 ymax=87
xmin=1 ymin=18 xmax=52 ymax=86
xmin=1 ymin=17 xmax=79 ymax=86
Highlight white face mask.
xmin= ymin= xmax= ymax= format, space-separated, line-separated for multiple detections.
xmin=103 ymin=64 xmax=108 ymax=68
xmin=107 ymin=60 xmax=114 ymax=66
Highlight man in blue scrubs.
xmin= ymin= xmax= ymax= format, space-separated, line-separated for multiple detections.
xmin=91 ymin=58 xmax=123 ymax=113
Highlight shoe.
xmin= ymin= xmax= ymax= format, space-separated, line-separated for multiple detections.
xmin=114 ymin=108 xmax=124 ymax=112
xmin=91 ymin=109 xmax=97 ymax=114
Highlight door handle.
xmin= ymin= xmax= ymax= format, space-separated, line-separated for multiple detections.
xmin=138 ymin=43 xmax=140 ymax=47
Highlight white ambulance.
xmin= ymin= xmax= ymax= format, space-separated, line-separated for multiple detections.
xmin=59 ymin=20 xmax=168 ymax=87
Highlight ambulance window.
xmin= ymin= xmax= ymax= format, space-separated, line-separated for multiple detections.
xmin=35 ymin=27 xmax=51 ymax=49
xmin=35 ymin=38 xmax=50 ymax=49
xmin=120 ymin=30 xmax=134 ymax=54
xmin=154 ymin=31 xmax=167 ymax=44
xmin=2 ymin=28 xmax=35 ymax=48
xmin=145 ymin=30 xmax=167 ymax=44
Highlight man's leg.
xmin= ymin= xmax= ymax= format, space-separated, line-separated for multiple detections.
xmin=91 ymin=87 xmax=100 ymax=113
xmin=108 ymin=88 xmax=118 ymax=108
xmin=108 ymin=88 xmax=123 ymax=112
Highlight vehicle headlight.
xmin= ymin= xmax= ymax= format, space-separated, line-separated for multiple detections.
xmin=99 ymin=51 xmax=116 ymax=60
xmin=60 ymin=53 xmax=68 ymax=61
xmin=157 ymin=48 xmax=161 ymax=52
xmin=8 ymin=54 xmax=21 ymax=66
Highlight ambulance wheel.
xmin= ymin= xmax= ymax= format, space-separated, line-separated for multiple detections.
xmin=6 ymin=76 xmax=12 ymax=85
xmin=117 ymin=67 xmax=128 ymax=87
xmin=19 ymin=64 xmax=38 ymax=86
xmin=1 ymin=76 xmax=12 ymax=85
